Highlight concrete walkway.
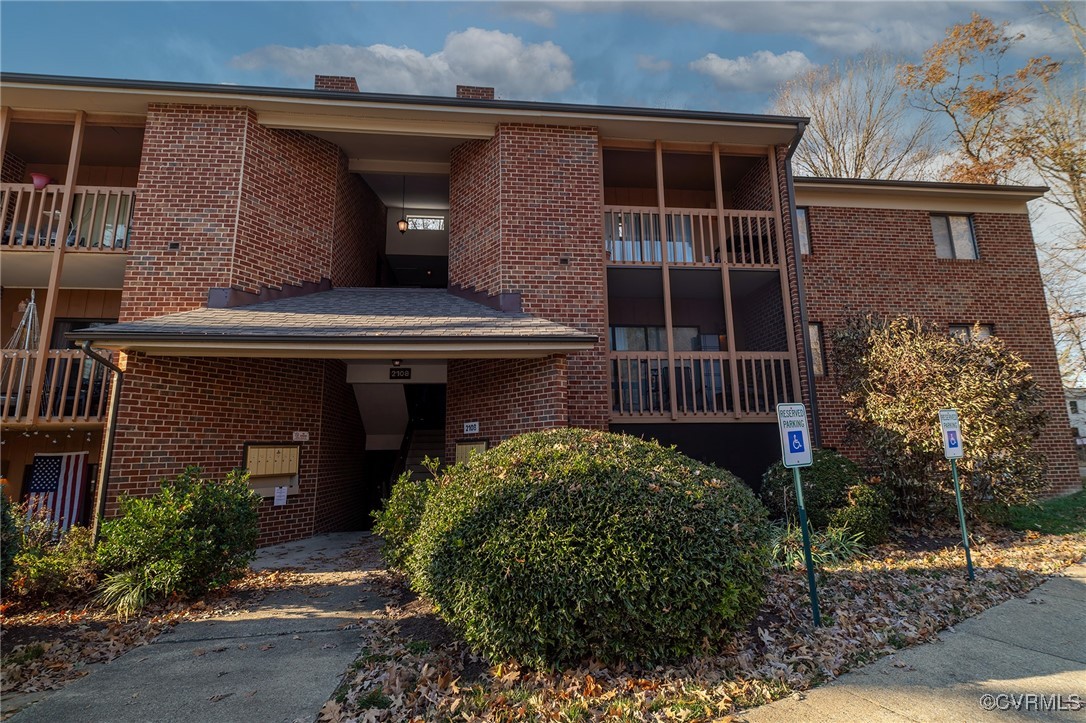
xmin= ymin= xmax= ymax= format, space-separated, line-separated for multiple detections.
xmin=742 ymin=562 xmax=1086 ymax=722
xmin=7 ymin=532 xmax=381 ymax=723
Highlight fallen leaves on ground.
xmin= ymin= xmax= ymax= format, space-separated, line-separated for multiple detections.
xmin=0 ymin=568 xmax=306 ymax=706
xmin=324 ymin=527 xmax=1084 ymax=722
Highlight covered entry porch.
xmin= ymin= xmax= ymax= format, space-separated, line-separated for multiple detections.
xmin=75 ymin=287 xmax=596 ymax=545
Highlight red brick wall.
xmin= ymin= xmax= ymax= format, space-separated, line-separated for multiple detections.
xmin=777 ymin=148 xmax=815 ymax=414
xmin=445 ymin=355 xmax=569 ymax=461
xmin=2 ymin=151 xmax=26 ymax=182
xmin=109 ymin=354 xmax=329 ymax=545
xmin=732 ymin=156 xmax=773 ymax=211
xmin=449 ymin=137 xmax=502 ymax=294
xmin=456 ymin=85 xmax=495 ymax=100
xmin=497 ymin=124 xmax=608 ymax=429
xmin=313 ymin=360 xmax=367 ymax=533
xmin=121 ymin=105 xmax=247 ymax=321
xmin=800 ymin=205 xmax=1079 ymax=494
xmin=234 ymin=117 xmax=340 ymax=292
xmin=332 ymin=151 xmax=384 ymax=287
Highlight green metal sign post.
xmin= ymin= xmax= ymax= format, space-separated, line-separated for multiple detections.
xmin=939 ymin=409 xmax=974 ymax=581
xmin=776 ymin=402 xmax=821 ymax=627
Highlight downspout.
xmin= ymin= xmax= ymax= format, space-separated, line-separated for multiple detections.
xmin=81 ymin=341 xmax=123 ymax=545
xmin=784 ymin=122 xmax=822 ymax=447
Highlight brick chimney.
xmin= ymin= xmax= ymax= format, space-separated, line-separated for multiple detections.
xmin=456 ymin=85 xmax=495 ymax=100
xmin=314 ymin=75 xmax=359 ymax=92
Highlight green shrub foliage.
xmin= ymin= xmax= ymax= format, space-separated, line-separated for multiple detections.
xmin=828 ymin=485 xmax=892 ymax=545
xmin=10 ymin=524 xmax=98 ymax=601
xmin=769 ymin=522 xmax=865 ymax=570
xmin=760 ymin=449 xmax=861 ymax=529
xmin=1 ymin=494 xmax=21 ymax=589
xmin=409 ymin=428 xmax=772 ymax=668
xmin=833 ymin=315 xmax=1047 ymax=523
xmin=372 ymin=469 xmax=438 ymax=571
xmin=97 ymin=467 xmax=260 ymax=611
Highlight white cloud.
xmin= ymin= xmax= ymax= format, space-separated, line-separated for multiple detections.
xmin=499 ymin=4 xmax=558 ymax=28
xmin=691 ymin=50 xmax=814 ymax=91
xmin=232 ymin=28 xmax=574 ymax=98
xmin=636 ymin=54 xmax=672 ymax=73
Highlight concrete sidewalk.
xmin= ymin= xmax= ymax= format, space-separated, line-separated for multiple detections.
xmin=7 ymin=532 xmax=382 ymax=723
xmin=742 ymin=562 xmax=1086 ymax=722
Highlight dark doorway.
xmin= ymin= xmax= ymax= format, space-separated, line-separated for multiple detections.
xmin=405 ymin=383 xmax=446 ymax=429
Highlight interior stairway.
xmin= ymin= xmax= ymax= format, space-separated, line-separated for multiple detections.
xmin=403 ymin=428 xmax=445 ymax=479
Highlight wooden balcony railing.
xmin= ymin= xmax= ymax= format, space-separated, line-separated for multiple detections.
xmin=603 ymin=206 xmax=780 ymax=269
xmin=610 ymin=350 xmax=797 ymax=420
xmin=1 ymin=349 xmax=112 ymax=425
xmin=1 ymin=184 xmax=134 ymax=252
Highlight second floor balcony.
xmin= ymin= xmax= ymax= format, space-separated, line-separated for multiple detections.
xmin=2 ymin=184 xmax=135 ymax=252
xmin=0 ymin=348 xmax=113 ymax=427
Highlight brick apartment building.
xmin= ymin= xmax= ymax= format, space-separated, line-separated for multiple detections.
xmin=0 ymin=73 xmax=1078 ymax=545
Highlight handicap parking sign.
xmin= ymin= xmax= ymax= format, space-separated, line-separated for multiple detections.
xmin=938 ymin=409 xmax=964 ymax=459
xmin=788 ymin=430 xmax=805 ymax=454
xmin=777 ymin=403 xmax=813 ymax=467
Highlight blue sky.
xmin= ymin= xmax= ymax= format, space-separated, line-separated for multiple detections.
xmin=1 ymin=1 xmax=1077 ymax=113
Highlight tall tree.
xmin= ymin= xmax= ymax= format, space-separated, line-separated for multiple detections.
xmin=900 ymin=13 xmax=1061 ymax=183
xmin=771 ymin=52 xmax=937 ymax=179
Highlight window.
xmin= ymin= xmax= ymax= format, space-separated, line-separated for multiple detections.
xmin=796 ymin=207 xmax=811 ymax=255
xmin=949 ymin=324 xmax=993 ymax=342
xmin=1071 ymin=401 xmax=1080 ymax=415
xmin=807 ymin=322 xmax=825 ymax=376
xmin=406 ymin=215 xmax=445 ymax=231
xmin=931 ymin=214 xmax=977 ymax=259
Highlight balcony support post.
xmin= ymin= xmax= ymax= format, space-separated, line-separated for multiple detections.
xmin=713 ymin=143 xmax=743 ymax=418
xmin=655 ymin=141 xmax=678 ymax=420
xmin=27 ymin=111 xmax=85 ymax=422
xmin=81 ymin=342 xmax=122 ymax=546
xmin=0 ymin=107 xmax=10 ymax=167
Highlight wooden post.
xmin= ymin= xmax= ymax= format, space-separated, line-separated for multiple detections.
xmin=713 ymin=143 xmax=743 ymax=418
xmin=765 ymin=146 xmax=803 ymax=402
xmin=656 ymin=141 xmax=678 ymax=420
xmin=27 ymin=111 xmax=85 ymax=422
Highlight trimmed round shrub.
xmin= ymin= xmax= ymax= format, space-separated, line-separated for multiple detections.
xmin=1 ymin=494 xmax=19 ymax=589
xmin=372 ymin=471 xmax=438 ymax=571
xmin=97 ymin=467 xmax=260 ymax=615
xmin=409 ymin=428 xmax=772 ymax=668
xmin=829 ymin=484 xmax=893 ymax=545
xmin=760 ymin=449 xmax=861 ymax=529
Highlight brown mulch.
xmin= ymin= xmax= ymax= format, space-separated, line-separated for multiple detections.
xmin=320 ymin=527 xmax=1085 ymax=722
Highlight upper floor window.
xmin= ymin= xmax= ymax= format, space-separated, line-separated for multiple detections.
xmin=796 ymin=207 xmax=811 ymax=255
xmin=931 ymin=214 xmax=977 ymax=259
xmin=1071 ymin=400 xmax=1079 ymax=414
xmin=406 ymin=215 xmax=445 ymax=231
xmin=949 ymin=323 xmax=993 ymax=342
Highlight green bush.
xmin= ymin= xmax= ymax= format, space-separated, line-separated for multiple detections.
xmin=372 ymin=460 xmax=440 ymax=571
xmin=760 ymin=449 xmax=861 ymax=529
xmin=834 ymin=315 xmax=1047 ymax=523
xmin=769 ymin=522 xmax=865 ymax=570
xmin=1 ymin=494 xmax=18 ymax=589
xmin=409 ymin=428 xmax=772 ymax=668
xmin=10 ymin=525 xmax=98 ymax=601
xmin=828 ymin=484 xmax=893 ymax=545
xmin=96 ymin=467 xmax=260 ymax=615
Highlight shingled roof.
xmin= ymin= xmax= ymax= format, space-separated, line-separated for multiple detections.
xmin=76 ymin=288 xmax=597 ymax=359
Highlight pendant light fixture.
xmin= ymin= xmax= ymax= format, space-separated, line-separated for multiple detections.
xmin=396 ymin=176 xmax=408 ymax=234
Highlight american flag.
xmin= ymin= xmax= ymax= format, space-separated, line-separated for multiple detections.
xmin=26 ymin=451 xmax=89 ymax=532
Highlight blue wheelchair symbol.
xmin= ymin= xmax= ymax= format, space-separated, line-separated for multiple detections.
xmin=947 ymin=430 xmax=959 ymax=448
xmin=788 ymin=430 xmax=805 ymax=454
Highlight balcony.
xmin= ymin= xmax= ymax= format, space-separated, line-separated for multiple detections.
xmin=0 ymin=349 xmax=113 ymax=427
xmin=2 ymin=184 xmax=134 ymax=252
xmin=610 ymin=350 xmax=797 ymax=421
xmin=603 ymin=206 xmax=780 ymax=269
